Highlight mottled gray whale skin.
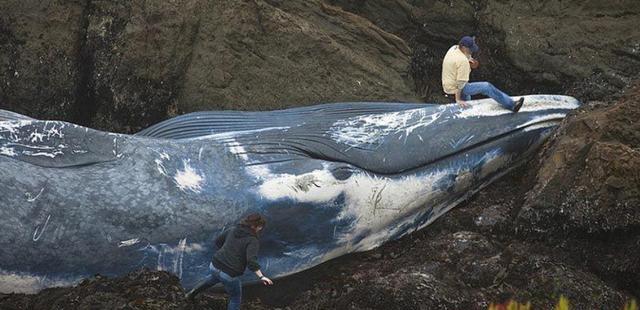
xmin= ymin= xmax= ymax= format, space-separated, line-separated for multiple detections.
xmin=0 ymin=95 xmax=580 ymax=293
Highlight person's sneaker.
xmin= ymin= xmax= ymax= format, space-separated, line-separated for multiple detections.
xmin=513 ymin=97 xmax=524 ymax=113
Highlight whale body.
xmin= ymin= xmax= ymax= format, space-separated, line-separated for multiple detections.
xmin=0 ymin=95 xmax=580 ymax=293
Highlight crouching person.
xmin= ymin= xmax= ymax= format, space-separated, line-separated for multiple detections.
xmin=186 ymin=213 xmax=274 ymax=309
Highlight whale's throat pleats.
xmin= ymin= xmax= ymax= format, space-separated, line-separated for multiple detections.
xmin=134 ymin=96 xmax=579 ymax=174
xmin=0 ymin=96 xmax=578 ymax=172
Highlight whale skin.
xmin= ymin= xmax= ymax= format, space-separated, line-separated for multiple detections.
xmin=0 ymin=95 xmax=580 ymax=292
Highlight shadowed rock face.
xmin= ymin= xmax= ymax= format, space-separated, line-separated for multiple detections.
xmin=0 ymin=269 xmax=192 ymax=310
xmin=0 ymin=1 xmax=86 ymax=121
xmin=515 ymin=83 xmax=640 ymax=296
xmin=2 ymin=0 xmax=638 ymax=133
xmin=1 ymin=0 xmax=416 ymax=133
xmin=330 ymin=0 xmax=640 ymax=102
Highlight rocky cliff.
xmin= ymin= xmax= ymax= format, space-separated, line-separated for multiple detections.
xmin=2 ymin=1 xmax=639 ymax=130
xmin=1 ymin=0 xmax=417 ymax=132
xmin=330 ymin=0 xmax=640 ymax=102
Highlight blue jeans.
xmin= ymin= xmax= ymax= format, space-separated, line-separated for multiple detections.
xmin=462 ymin=82 xmax=514 ymax=110
xmin=187 ymin=263 xmax=242 ymax=310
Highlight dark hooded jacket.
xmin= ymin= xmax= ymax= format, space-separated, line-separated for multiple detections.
xmin=211 ymin=224 xmax=261 ymax=277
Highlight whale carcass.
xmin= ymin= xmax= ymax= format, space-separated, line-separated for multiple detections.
xmin=0 ymin=95 xmax=580 ymax=293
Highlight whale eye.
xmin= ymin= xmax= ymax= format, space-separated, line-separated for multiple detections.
xmin=330 ymin=166 xmax=354 ymax=180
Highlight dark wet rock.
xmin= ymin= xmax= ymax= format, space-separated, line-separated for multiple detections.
xmin=175 ymin=1 xmax=417 ymax=115
xmin=515 ymin=83 xmax=640 ymax=297
xmin=518 ymin=83 xmax=640 ymax=236
xmin=81 ymin=0 xmax=202 ymax=132
xmin=442 ymin=231 xmax=497 ymax=257
xmin=459 ymin=253 xmax=504 ymax=288
xmin=0 ymin=269 xmax=190 ymax=309
xmin=0 ymin=1 xmax=87 ymax=120
xmin=248 ymin=210 xmax=634 ymax=309
xmin=330 ymin=0 xmax=640 ymax=103
xmin=499 ymin=242 xmax=630 ymax=310
xmin=0 ymin=0 xmax=417 ymax=133
xmin=474 ymin=205 xmax=509 ymax=228
xmin=2 ymin=0 xmax=639 ymax=132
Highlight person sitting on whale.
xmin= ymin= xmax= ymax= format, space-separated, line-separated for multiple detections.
xmin=442 ymin=35 xmax=524 ymax=112
xmin=186 ymin=213 xmax=273 ymax=309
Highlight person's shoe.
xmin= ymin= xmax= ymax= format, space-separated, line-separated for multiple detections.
xmin=513 ymin=97 xmax=524 ymax=113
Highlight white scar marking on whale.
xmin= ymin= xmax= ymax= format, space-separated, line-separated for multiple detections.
xmin=174 ymin=160 xmax=204 ymax=193
xmin=0 ymin=120 xmax=32 ymax=140
xmin=144 ymin=240 xmax=202 ymax=279
xmin=329 ymin=107 xmax=446 ymax=147
xmin=23 ymin=151 xmax=64 ymax=158
xmin=0 ymin=121 xmax=71 ymax=158
xmin=43 ymin=122 xmax=64 ymax=139
xmin=6 ymin=143 xmax=57 ymax=149
xmin=523 ymin=120 xmax=559 ymax=132
xmin=26 ymin=123 xmax=64 ymax=143
xmin=28 ymin=131 xmax=45 ymax=143
xmin=155 ymin=159 xmax=168 ymax=176
xmin=150 ymin=149 xmax=171 ymax=176
xmin=227 ymin=139 xmax=249 ymax=160
xmin=26 ymin=187 xmax=45 ymax=202
xmin=118 ymin=238 xmax=140 ymax=247
xmin=256 ymin=165 xmax=450 ymax=251
xmin=32 ymin=214 xmax=51 ymax=242
xmin=253 ymin=143 xmax=525 ymax=266
xmin=517 ymin=113 xmax=567 ymax=129
xmin=0 ymin=146 xmax=17 ymax=156
xmin=209 ymin=128 xmax=291 ymax=161
xmin=450 ymin=134 xmax=475 ymax=149
xmin=174 ymin=238 xmax=187 ymax=279
xmin=186 ymin=126 xmax=290 ymax=141
xmin=455 ymin=95 xmax=579 ymax=119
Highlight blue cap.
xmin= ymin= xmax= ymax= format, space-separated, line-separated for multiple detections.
xmin=459 ymin=36 xmax=479 ymax=53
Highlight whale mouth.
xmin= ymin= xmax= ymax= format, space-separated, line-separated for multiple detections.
xmin=378 ymin=116 xmax=565 ymax=176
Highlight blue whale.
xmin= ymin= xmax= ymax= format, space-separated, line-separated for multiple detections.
xmin=0 ymin=95 xmax=579 ymax=293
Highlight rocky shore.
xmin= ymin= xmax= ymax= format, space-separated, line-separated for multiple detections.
xmin=1 ymin=1 xmax=638 ymax=309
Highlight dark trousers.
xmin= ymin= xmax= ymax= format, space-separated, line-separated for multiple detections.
xmin=462 ymin=82 xmax=515 ymax=110
xmin=187 ymin=263 xmax=242 ymax=310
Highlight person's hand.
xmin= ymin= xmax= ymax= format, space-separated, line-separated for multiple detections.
xmin=469 ymin=59 xmax=479 ymax=69
xmin=260 ymin=276 xmax=273 ymax=286
xmin=457 ymin=100 xmax=469 ymax=109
